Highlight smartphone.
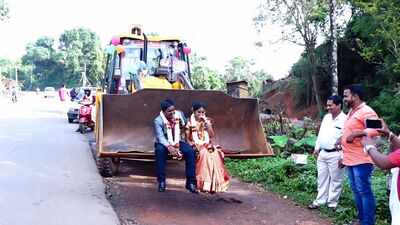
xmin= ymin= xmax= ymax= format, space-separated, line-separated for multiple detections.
xmin=365 ymin=119 xmax=382 ymax=129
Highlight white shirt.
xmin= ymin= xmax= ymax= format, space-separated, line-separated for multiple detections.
xmin=315 ymin=112 xmax=346 ymax=151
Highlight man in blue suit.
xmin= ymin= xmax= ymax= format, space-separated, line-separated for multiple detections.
xmin=153 ymin=99 xmax=198 ymax=193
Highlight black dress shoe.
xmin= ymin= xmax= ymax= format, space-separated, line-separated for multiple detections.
xmin=158 ymin=182 xmax=166 ymax=192
xmin=185 ymin=183 xmax=198 ymax=194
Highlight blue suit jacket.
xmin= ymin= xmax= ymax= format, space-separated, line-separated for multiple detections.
xmin=153 ymin=111 xmax=186 ymax=147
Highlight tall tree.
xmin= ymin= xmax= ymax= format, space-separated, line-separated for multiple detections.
xmin=329 ymin=0 xmax=339 ymax=94
xmin=0 ymin=58 xmax=13 ymax=79
xmin=224 ymin=56 xmax=272 ymax=97
xmin=251 ymin=69 xmax=273 ymax=97
xmin=351 ymin=0 xmax=400 ymax=76
xmin=224 ymin=56 xmax=253 ymax=82
xmin=0 ymin=0 xmax=9 ymax=21
xmin=21 ymin=28 xmax=105 ymax=88
xmin=21 ymin=37 xmax=65 ymax=88
xmin=254 ymin=0 xmax=328 ymax=112
xmin=190 ymin=54 xmax=224 ymax=90
xmin=59 ymin=28 xmax=105 ymax=86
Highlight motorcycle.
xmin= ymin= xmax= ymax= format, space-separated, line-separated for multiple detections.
xmin=78 ymin=100 xmax=95 ymax=134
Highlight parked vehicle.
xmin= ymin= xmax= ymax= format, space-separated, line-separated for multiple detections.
xmin=78 ymin=100 xmax=95 ymax=133
xmin=67 ymin=101 xmax=80 ymax=123
xmin=43 ymin=87 xmax=56 ymax=98
xmin=67 ymin=87 xmax=96 ymax=123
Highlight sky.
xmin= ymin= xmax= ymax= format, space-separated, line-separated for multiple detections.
xmin=0 ymin=0 xmax=304 ymax=79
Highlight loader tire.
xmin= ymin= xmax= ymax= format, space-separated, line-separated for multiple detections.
xmin=96 ymin=157 xmax=120 ymax=177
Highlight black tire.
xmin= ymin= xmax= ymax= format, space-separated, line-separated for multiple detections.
xmin=68 ymin=118 xmax=73 ymax=123
xmin=96 ymin=157 xmax=120 ymax=177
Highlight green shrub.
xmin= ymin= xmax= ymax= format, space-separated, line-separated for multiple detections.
xmin=370 ymin=89 xmax=400 ymax=134
xmin=226 ymin=157 xmax=390 ymax=225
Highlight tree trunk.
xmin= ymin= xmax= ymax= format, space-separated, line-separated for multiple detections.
xmin=329 ymin=0 xmax=339 ymax=95
xmin=305 ymin=77 xmax=310 ymax=106
xmin=307 ymin=48 xmax=323 ymax=115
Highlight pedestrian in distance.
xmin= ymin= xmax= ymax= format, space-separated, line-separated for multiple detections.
xmin=58 ymin=84 xmax=67 ymax=102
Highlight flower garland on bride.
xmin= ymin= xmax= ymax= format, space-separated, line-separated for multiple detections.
xmin=190 ymin=114 xmax=210 ymax=146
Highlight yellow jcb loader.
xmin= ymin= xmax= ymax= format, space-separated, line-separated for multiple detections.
xmin=95 ymin=27 xmax=273 ymax=177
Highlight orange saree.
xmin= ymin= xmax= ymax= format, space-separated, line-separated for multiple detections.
xmin=186 ymin=115 xmax=230 ymax=193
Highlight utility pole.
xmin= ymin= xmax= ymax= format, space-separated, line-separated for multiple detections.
xmin=81 ymin=62 xmax=88 ymax=87
xmin=30 ymin=68 xmax=33 ymax=90
xmin=15 ymin=65 xmax=18 ymax=87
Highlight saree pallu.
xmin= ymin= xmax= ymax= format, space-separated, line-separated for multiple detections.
xmin=196 ymin=145 xmax=230 ymax=193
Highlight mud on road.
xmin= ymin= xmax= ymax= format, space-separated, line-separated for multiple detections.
xmin=101 ymin=158 xmax=332 ymax=225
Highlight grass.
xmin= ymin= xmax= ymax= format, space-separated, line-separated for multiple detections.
xmin=225 ymin=156 xmax=391 ymax=225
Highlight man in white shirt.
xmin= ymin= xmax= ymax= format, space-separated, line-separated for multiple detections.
xmin=308 ymin=95 xmax=347 ymax=210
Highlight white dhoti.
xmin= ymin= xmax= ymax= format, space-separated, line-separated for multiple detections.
xmin=313 ymin=150 xmax=344 ymax=207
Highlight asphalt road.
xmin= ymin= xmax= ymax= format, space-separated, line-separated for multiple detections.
xmin=0 ymin=93 xmax=120 ymax=225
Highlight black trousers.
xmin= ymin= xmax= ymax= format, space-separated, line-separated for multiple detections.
xmin=155 ymin=141 xmax=196 ymax=184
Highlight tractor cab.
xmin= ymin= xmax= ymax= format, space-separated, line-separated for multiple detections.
xmin=104 ymin=29 xmax=192 ymax=94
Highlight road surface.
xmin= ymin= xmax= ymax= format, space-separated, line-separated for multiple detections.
xmin=97 ymin=144 xmax=332 ymax=225
xmin=0 ymin=93 xmax=120 ymax=225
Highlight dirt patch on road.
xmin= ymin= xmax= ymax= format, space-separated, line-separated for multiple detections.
xmin=103 ymin=159 xmax=332 ymax=225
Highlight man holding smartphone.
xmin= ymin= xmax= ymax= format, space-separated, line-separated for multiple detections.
xmin=342 ymin=84 xmax=379 ymax=225
xmin=362 ymin=124 xmax=400 ymax=225
xmin=308 ymin=95 xmax=346 ymax=210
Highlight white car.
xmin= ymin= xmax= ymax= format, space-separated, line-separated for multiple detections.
xmin=43 ymin=87 xmax=56 ymax=98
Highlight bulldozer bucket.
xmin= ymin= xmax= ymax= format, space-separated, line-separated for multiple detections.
xmin=96 ymin=89 xmax=273 ymax=159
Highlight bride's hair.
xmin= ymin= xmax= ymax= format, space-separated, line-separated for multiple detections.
xmin=192 ymin=101 xmax=206 ymax=111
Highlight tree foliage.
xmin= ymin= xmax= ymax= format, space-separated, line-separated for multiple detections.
xmin=351 ymin=0 xmax=400 ymax=73
xmin=370 ymin=88 xmax=400 ymax=134
xmin=190 ymin=55 xmax=272 ymax=97
xmin=254 ymin=0 xmax=330 ymax=111
xmin=20 ymin=28 xmax=105 ymax=89
xmin=22 ymin=36 xmax=65 ymax=88
xmin=223 ymin=56 xmax=272 ymax=97
xmin=254 ymin=0 xmax=327 ymax=45
xmin=59 ymin=28 xmax=104 ymax=86
xmin=0 ymin=58 xmax=13 ymax=78
xmin=190 ymin=54 xmax=224 ymax=90
xmin=0 ymin=0 xmax=9 ymax=21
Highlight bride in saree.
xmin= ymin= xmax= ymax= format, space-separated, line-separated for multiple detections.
xmin=186 ymin=101 xmax=230 ymax=193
